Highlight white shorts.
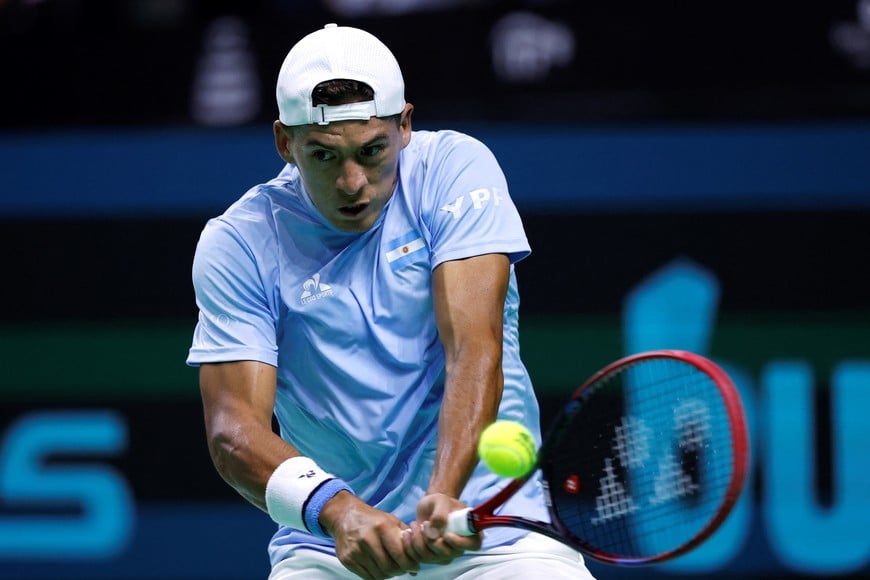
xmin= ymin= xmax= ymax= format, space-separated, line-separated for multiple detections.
xmin=268 ymin=532 xmax=596 ymax=579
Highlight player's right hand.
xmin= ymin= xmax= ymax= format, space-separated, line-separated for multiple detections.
xmin=405 ymin=492 xmax=482 ymax=565
xmin=319 ymin=491 xmax=421 ymax=579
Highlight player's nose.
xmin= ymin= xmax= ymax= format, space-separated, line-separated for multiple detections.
xmin=336 ymin=159 xmax=367 ymax=195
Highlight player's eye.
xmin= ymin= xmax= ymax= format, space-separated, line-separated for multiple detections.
xmin=360 ymin=144 xmax=385 ymax=158
xmin=311 ymin=149 xmax=335 ymax=162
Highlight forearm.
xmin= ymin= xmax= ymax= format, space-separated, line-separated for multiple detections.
xmin=428 ymin=346 xmax=503 ymax=497
xmin=207 ymin=408 xmax=300 ymax=511
xmin=200 ymin=361 xmax=300 ymax=512
xmin=429 ymin=254 xmax=511 ymax=499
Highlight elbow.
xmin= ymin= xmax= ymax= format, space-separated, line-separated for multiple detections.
xmin=203 ymin=414 xmax=272 ymax=511
xmin=205 ymin=421 xmax=251 ymax=487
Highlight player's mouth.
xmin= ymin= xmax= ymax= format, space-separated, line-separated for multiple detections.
xmin=339 ymin=202 xmax=369 ymax=217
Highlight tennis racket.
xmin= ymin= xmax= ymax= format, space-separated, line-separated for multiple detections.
xmin=446 ymin=349 xmax=749 ymax=566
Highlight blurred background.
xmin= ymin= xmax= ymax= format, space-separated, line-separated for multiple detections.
xmin=1 ymin=0 xmax=869 ymax=578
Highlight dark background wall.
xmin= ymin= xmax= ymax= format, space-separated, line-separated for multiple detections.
xmin=1 ymin=1 xmax=869 ymax=578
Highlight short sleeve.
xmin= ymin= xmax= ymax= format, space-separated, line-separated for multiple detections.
xmin=422 ymin=134 xmax=531 ymax=268
xmin=186 ymin=218 xmax=279 ymax=367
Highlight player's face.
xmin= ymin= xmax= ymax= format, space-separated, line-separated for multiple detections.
xmin=275 ymin=105 xmax=413 ymax=233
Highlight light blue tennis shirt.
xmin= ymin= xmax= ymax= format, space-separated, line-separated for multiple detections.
xmin=187 ymin=129 xmax=550 ymax=566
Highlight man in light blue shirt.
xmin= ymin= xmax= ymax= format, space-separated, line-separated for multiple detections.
xmin=188 ymin=23 xmax=593 ymax=579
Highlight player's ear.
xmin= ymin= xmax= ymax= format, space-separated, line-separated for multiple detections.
xmin=273 ymin=121 xmax=296 ymax=164
xmin=399 ymin=103 xmax=413 ymax=148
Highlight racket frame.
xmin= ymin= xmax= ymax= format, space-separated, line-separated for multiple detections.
xmin=452 ymin=349 xmax=750 ymax=566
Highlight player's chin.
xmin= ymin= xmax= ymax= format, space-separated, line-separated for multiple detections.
xmin=330 ymin=214 xmax=375 ymax=232
xmin=332 ymin=205 xmax=378 ymax=232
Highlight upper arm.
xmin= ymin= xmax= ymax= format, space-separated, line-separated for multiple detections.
xmin=200 ymin=360 xmax=278 ymax=432
xmin=432 ymin=253 xmax=510 ymax=369
xmin=188 ymin=219 xmax=279 ymax=367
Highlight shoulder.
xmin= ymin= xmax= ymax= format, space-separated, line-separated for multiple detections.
xmin=206 ymin=165 xmax=301 ymax=236
xmin=400 ymin=130 xmax=505 ymax=199
xmin=194 ymin=165 xmax=302 ymax=264
xmin=404 ymin=129 xmax=497 ymax=167
xmin=226 ymin=165 xmax=299 ymax=218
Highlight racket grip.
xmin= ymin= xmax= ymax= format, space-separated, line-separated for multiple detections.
xmin=445 ymin=508 xmax=474 ymax=536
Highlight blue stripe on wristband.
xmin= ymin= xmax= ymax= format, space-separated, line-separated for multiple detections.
xmin=302 ymin=478 xmax=353 ymax=538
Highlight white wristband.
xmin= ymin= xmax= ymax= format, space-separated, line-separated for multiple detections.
xmin=264 ymin=456 xmax=334 ymax=532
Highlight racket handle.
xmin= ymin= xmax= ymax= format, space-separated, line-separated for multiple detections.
xmin=445 ymin=508 xmax=474 ymax=536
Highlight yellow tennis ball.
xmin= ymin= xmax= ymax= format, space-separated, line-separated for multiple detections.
xmin=478 ymin=420 xmax=537 ymax=478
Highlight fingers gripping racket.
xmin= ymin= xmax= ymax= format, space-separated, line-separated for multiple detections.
xmin=446 ymin=350 xmax=749 ymax=566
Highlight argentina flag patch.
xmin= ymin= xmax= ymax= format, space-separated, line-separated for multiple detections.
xmin=385 ymin=232 xmax=426 ymax=270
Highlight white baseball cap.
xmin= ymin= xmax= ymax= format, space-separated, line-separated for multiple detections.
xmin=276 ymin=24 xmax=406 ymax=126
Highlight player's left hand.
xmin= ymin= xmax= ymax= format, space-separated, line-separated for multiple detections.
xmin=404 ymin=493 xmax=482 ymax=565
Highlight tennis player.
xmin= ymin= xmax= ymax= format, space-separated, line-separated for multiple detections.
xmin=187 ymin=23 xmax=594 ymax=579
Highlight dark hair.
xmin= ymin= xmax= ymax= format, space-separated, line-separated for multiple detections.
xmin=311 ymin=79 xmax=374 ymax=106
xmin=285 ymin=79 xmax=401 ymax=129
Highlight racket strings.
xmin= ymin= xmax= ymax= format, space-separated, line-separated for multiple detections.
xmin=546 ymin=358 xmax=738 ymax=562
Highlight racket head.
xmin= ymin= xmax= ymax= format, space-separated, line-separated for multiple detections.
xmin=539 ymin=350 xmax=749 ymax=565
